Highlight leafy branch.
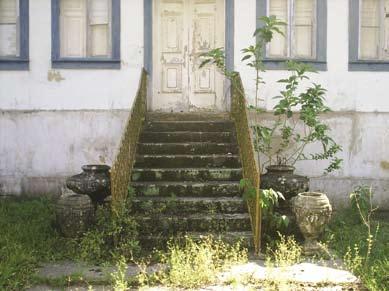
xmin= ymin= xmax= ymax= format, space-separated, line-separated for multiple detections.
xmin=240 ymin=178 xmax=289 ymax=237
xmin=253 ymin=61 xmax=343 ymax=173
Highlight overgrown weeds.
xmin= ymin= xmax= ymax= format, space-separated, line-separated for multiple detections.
xmin=2 ymin=191 xmax=388 ymax=290
xmin=325 ymin=185 xmax=389 ymax=290
xmin=0 ymin=192 xmax=139 ymax=289
xmin=266 ymin=234 xmax=302 ymax=268
xmin=0 ymin=198 xmax=76 ymax=290
xmin=262 ymin=234 xmax=302 ymax=291
xmin=79 ymin=191 xmax=140 ymax=264
xmin=111 ymin=256 xmax=129 ymax=291
xmin=156 ymin=236 xmax=248 ymax=289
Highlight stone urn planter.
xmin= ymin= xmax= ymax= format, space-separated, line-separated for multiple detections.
xmin=260 ymin=165 xmax=309 ymax=201
xmin=292 ymin=192 xmax=332 ymax=255
xmin=55 ymin=193 xmax=94 ymax=238
xmin=66 ymin=164 xmax=111 ymax=206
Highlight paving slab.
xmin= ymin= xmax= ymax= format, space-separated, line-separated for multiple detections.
xmin=29 ymin=258 xmax=361 ymax=290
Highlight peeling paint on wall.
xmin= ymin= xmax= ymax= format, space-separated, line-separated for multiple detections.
xmin=348 ymin=115 xmax=362 ymax=160
xmin=47 ymin=70 xmax=65 ymax=82
xmin=381 ymin=161 xmax=389 ymax=170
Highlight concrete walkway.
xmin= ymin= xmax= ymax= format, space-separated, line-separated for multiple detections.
xmin=28 ymin=258 xmax=362 ymax=290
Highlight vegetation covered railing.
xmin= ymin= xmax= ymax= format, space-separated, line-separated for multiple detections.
xmin=230 ymin=73 xmax=262 ymax=255
xmin=111 ymin=69 xmax=147 ymax=204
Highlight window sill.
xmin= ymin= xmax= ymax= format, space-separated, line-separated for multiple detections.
xmin=52 ymin=58 xmax=121 ymax=69
xmin=263 ymin=58 xmax=327 ymax=71
xmin=0 ymin=58 xmax=29 ymax=71
xmin=349 ymin=60 xmax=389 ymax=71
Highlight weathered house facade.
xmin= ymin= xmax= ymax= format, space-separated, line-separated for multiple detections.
xmin=0 ymin=0 xmax=388 ymax=208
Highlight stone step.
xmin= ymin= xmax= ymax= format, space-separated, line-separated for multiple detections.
xmin=132 ymin=196 xmax=247 ymax=215
xmin=139 ymin=131 xmax=235 ymax=143
xmin=131 ymin=168 xmax=242 ymax=182
xmin=147 ymin=112 xmax=231 ymax=122
xmin=144 ymin=121 xmax=234 ymax=132
xmin=137 ymin=142 xmax=239 ymax=155
xmin=131 ymin=181 xmax=241 ymax=197
xmin=139 ymin=231 xmax=253 ymax=250
xmin=128 ymin=113 xmax=249 ymax=250
xmin=134 ymin=155 xmax=241 ymax=168
xmin=136 ymin=213 xmax=251 ymax=234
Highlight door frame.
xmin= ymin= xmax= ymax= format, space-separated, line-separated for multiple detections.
xmin=144 ymin=0 xmax=235 ymax=111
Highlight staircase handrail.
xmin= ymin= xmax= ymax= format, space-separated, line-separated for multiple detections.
xmin=111 ymin=68 xmax=148 ymax=205
xmin=230 ymin=72 xmax=262 ymax=255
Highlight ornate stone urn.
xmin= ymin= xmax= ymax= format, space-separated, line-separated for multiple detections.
xmin=260 ymin=165 xmax=309 ymax=201
xmin=292 ymin=192 xmax=332 ymax=255
xmin=55 ymin=193 xmax=94 ymax=238
xmin=66 ymin=165 xmax=111 ymax=205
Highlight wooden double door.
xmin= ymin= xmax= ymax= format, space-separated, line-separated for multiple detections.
xmin=152 ymin=0 xmax=226 ymax=112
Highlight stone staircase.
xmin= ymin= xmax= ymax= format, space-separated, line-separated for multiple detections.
xmin=131 ymin=113 xmax=252 ymax=248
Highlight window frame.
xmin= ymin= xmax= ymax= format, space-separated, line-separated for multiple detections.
xmin=349 ymin=0 xmax=389 ymax=71
xmin=0 ymin=0 xmax=29 ymax=71
xmin=256 ymin=0 xmax=327 ymax=71
xmin=51 ymin=0 xmax=120 ymax=69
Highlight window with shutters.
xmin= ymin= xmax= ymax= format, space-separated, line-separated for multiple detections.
xmin=60 ymin=0 xmax=111 ymax=58
xmin=0 ymin=0 xmax=29 ymax=70
xmin=51 ymin=0 xmax=120 ymax=69
xmin=0 ymin=0 xmax=19 ymax=57
xmin=350 ymin=0 xmax=389 ymax=70
xmin=359 ymin=0 xmax=389 ymax=60
xmin=267 ymin=0 xmax=316 ymax=59
xmin=256 ymin=0 xmax=327 ymax=70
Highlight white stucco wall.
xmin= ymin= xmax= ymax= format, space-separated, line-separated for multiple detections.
xmin=0 ymin=110 xmax=129 ymax=196
xmin=0 ymin=0 xmax=388 ymax=207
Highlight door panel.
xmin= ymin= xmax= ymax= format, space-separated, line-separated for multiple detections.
xmin=152 ymin=0 xmax=225 ymax=112
xmin=161 ymin=6 xmax=184 ymax=94
xmin=190 ymin=0 xmax=224 ymax=110
xmin=153 ymin=0 xmax=188 ymax=111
